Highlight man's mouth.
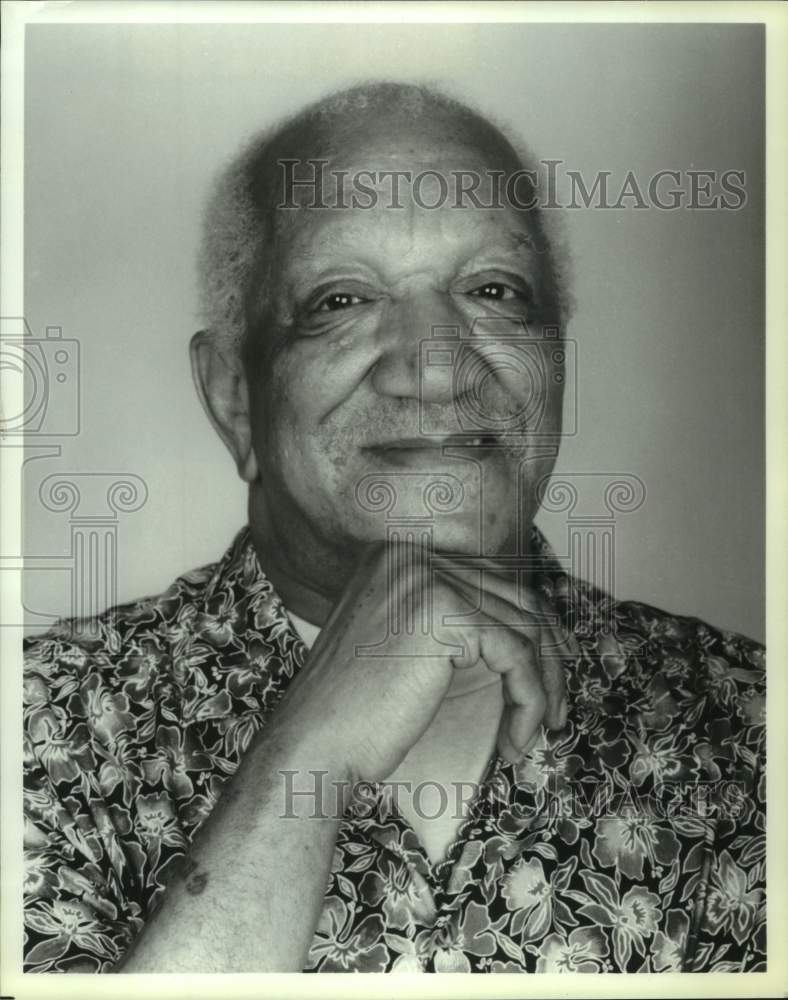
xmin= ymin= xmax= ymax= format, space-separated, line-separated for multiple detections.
xmin=364 ymin=434 xmax=501 ymax=457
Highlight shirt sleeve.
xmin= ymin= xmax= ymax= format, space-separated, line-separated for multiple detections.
xmin=686 ymin=633 xmax=766 ymax=972
xmin=23 ymin=632 xmax=169 ymax=972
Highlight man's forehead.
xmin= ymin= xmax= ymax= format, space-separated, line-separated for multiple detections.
xmin=245 ymin=98 xmax=551 ymax=309
xmin=264 ymin=104 xmax=524 ymax=197
xmin=278 ymin=218 xmax=538 ymax=267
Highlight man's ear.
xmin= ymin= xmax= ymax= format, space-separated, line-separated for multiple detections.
xmin=190 ymin=330 xmax=259 ymax=483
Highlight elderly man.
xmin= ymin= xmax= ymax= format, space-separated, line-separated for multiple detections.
xmin=23 ymin=82 xmax=765 ymax=974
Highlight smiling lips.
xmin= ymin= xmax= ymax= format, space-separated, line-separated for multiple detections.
xmin=366 ymin=434 xmax=500 ymax=452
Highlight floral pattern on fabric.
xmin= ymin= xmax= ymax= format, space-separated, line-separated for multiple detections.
xmin=23 ymin=526 xmax=766 ymax=972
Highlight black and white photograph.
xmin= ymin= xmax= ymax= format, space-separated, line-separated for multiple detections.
xmin=1 ymin=1 xmax=785 ymax=993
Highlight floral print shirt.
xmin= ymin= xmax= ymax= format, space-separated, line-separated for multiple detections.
xmin=23 ymin=526 xmax=766 ymax=973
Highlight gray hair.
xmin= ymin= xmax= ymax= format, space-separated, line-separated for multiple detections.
xmin=197 ymin=81 xmax=574 ymax=358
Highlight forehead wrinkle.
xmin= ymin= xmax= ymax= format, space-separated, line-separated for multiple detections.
xmin=275 ymin=218 xmax=543 ymax=283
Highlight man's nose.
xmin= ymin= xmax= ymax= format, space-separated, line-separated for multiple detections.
xmin=370 ymin=290 xmax=464 ymax=404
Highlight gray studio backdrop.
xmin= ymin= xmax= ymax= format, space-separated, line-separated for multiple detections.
xmin=20 ymin=22 xmax=764 ymax=641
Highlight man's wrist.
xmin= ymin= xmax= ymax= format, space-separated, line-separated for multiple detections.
xmin=252 ymin=714 xmax=353 ymax=817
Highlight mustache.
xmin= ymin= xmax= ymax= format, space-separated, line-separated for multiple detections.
xmin=321 ymin=399 xmax=536 ymax=456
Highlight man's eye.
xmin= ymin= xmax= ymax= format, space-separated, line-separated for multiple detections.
xmin=468 ymin=282 xmax=521 ymax=301
xmin=315 ymin=292 xmax=367 ymax=312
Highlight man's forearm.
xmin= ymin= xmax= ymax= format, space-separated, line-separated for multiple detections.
xmin=119 ymin=726 xmax=342 ymax=973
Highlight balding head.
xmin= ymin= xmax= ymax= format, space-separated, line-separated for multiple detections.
xmin=198 ymin=81 xmax=571 ymax=361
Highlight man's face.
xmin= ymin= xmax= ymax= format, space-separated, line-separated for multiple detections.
xmin=244 ymin=125 xmax=564 ymax=557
